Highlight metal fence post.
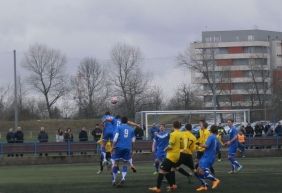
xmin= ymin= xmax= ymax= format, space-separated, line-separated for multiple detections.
xmin=68 ymin=141 xmax=71 ymax=157
xmin=0 ymin=143 xmax=3 ymax=158
xmin=34 ymin=142 xmax=37 ymax=156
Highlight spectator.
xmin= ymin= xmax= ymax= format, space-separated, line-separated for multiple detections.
xmin=91 ymin=124 xmax=102 ymax=142
xmin=37 ymin=127 xmax=49 ymax=157
xmin=254 ymin=123 xmax=263 ymax=137
xmin=38 ymin=127 xmax=48 ymax=143
xmin=135 ymin=126 xmax=144 ymax=153
xmin=135 ymin=126 xmax=144 ymax=140
xmin=14 ymin=127 xmax=24 ymax=157
xmin=6 ymin=128 xmax=15 ymax=157
xmin=14 ymin=127 xmax=24 ymax=143
xmin=264 ymin=124 xmax=271 ymax=135
xmin=64 ymin=128 xmax=74 ymax=143
xmin=275 ymin=123 xmax=282 ymax=137
xmin=237 ymin=130 xmax=246 ymax=157
xmin=64 ymin=128 xmax=74 ymax=156
xmin=6 ymin=128 xmax=15 ymax=143
xmin=56 ymin=128 xmax=64 ymax=143
xmin=79 ymin=127 xmax=88 ymax=142
xmin=245 ymin=123 xmax=254 ymax=138
xmin=266 ymin=127 xmax=274 ymax=137
xmin=79 ymin=127 xmax=88 ymax=155
xmin=149 ymin=124 xmax=159 ymax=140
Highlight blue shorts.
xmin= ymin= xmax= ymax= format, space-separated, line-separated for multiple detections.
xmin=112 ymin=147 xmax=131 ymax=161
xmin=199 ymin=158 xmax=214 ymax=169
xmin=228 ymin=146 xmax=238 ymax=156
xmin=155 ymin=152 xmax=166 ymax=161
xmin=103 ymin=130 xmax=113 ymax=141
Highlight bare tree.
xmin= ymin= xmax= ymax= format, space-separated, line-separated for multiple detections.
xmin=177 ymin=45 xmax=223 ymax=110
xmin=72 ymin=57 xmax=106 ymax=118
xmin=0 ymin=85 xmax=11 ymax=119
xmin=22 ymin=44 xmax=68 ymax=118
xmin=111 ymin=43 xmax=150 ymax=117
xmin=167 ymin=83 xmax=201 ymax=110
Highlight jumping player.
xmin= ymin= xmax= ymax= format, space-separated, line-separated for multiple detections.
xmin=195 ymin=125 xmax=221 ymax=191
xmin=152 ymin=124 xmax=169 ymax=175
xmin=101 ymin=112 xmax=115 ymax=164
xmin=149 ymin=121 xmax=183 ymax=193
xmin=225 ymin=119 xmax=243 ymax=174
xmin=111 ymin=116 xmax=136 ymax=187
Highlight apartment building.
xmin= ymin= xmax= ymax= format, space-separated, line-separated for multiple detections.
xmin=191 ymin=29 xmax=282 ymax=109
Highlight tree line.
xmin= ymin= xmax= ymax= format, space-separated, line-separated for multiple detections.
xmin=0 ymin=43 xmax=201 ymax=121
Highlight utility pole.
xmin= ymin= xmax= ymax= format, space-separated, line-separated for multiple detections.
xmin=13 ymin=50 xmax=18 ymax=129
xmin=211 ymin=49 xmax=217 ymax=124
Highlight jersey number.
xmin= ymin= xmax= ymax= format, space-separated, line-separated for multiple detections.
xmin=124 ymin=129 xmax=129 ymax=138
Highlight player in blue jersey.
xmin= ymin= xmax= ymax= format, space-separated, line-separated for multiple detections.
xmin=152 ymin=124 xmax=169 ymax=175
xmin=195 ymin=125 xmax=221 ymax=191
xmin=111 ymin=116 xmax=136 ymax=187
xmin=225 ymin=119 xmax=243 ymax=174
xmin=101 ymin=112 xmax=115 ymax=164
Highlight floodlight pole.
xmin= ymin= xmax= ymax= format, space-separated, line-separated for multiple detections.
xmin=13 ymin=50 xmax=19 ymax=129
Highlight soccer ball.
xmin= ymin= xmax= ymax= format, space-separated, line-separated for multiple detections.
xmin=111 ymin=96 xmax=118 ymax=104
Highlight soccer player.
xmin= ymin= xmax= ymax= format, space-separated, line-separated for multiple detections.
xmin=225 ymin=119 xmax=243 ymax=174
xmin=111 ymin=116 xmax=136 ymax=186
xmin=175 ymin=123 xmax=196 ymax=182
xmin=195 ymin=125 xmax=221 ymax=191
xmin=97 ymin=138 xmax=112 ymax=174
xmin=217 ymin=128 xmax=224 ymax=162
xmin=101 ymin=112 xmax=115 ymax=164
xmin=149 ymin=121 xmax=183 ymax=193
xmin=196 ymin=121 xmax=210 ymax=168
xmin=152 ymin=123 xmax=169 ymax=175
xmin=196 ymin=120 xmax=210 ymax=159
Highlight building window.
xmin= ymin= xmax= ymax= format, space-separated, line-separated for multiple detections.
xmin=248 ymin=35 xmax=254 ymax=41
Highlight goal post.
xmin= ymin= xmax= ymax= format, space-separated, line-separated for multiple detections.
xmin=135 ymin=109 xmax=251 ymax=140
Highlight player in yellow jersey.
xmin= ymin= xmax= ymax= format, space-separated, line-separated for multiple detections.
xmin=175 ymin=124 xmax=197 ymax=183
xmin=149 ymin=121 xmax=183 ymax=193
xmin=97 ymin=136 xmax=112 ymax=174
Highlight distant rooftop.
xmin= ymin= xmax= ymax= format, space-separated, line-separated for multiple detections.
xmin=202 ymin=29 xmax=282 ymax=43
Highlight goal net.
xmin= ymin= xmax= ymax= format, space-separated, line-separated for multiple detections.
xmin=135 ymin=109 xmax=250 ymax=140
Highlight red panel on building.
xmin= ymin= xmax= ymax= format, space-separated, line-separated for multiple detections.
xmin=230 ymin=70 xmax=244 ymax=78
xmin=219 ymin=83 xmax=233 ymax=90
xmin=217 ymin=59 xmax=232 ymax=66
xmin=228 ymin=47 xmax=244 ymax=54
xmin=231 ymin=94 xmax=243 ymax=101
xmin=273 ymin=70 xmax=282 ymax=92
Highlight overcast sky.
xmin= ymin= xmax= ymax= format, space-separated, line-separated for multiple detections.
xmin=0 ymin=0 xmax=282 ymax=99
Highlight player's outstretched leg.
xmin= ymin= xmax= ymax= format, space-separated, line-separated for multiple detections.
xmin=203 ymin=168 xmax=220 ymax=189
xmin=154 ymin=160 xmax=160 ymax=175
xmin=195 ymin=171 xmax=208 ymax=192
xmin=112 ymin=163 xmax=119 ymax=186
xmin=228 ymin=154 xmax=243 ymax=174
xmin=129 ymin=158 xmax=137 ymax=173
xmin=97 ymin=154 xmax=103 ymax=174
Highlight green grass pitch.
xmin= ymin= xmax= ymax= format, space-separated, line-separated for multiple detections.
xmin=0 ymin=157 xmax=281 ymax=193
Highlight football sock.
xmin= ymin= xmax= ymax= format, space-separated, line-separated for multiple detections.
xmin=204 ymin=169 xmax=216 ymax=181
xmin=170 ymin=171 xmax=176 ymax=185
xmin=195 ymin=172 xmax=208 ymax=186
xmin=155 ymin=161 xmax=160 ymax=172
xmin=233 ymin=160 xmax=241 ymax=168
xmin=157 ymin=173 xmax=165 ymax=189
xmin=101 ymin=147 xmax=106 ymax=161
xmin=165 ymin=173 xmax=173 ymax=187
xmin=122 ymin=166 xmax=128 ymax=180
xmin=112 ymin=166 xmax=118 ymax=182
xmin=178 ymin=167 xmax=191 ymax=177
